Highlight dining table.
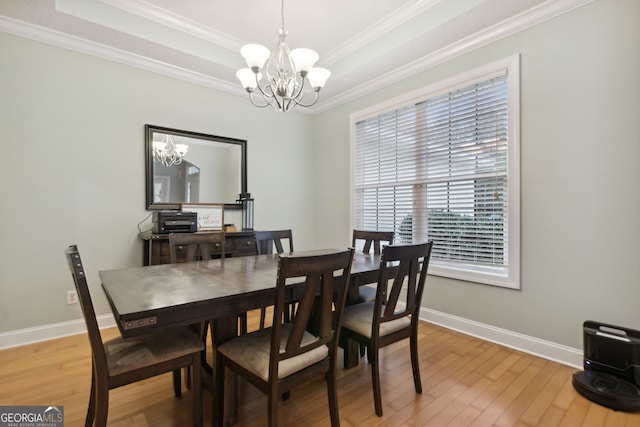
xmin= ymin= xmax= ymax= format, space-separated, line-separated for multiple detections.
xmin=99 ymin=249 xmax=383 ymax=425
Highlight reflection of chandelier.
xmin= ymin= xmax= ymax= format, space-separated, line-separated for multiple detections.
xmin=236 ymin=0 xmax=330 ymax=112
xmin=153 ymin=134 xmax=188 ymax=167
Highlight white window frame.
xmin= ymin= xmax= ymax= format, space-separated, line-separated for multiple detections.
xmin=350 ymin=54 xmax=520 ymax=289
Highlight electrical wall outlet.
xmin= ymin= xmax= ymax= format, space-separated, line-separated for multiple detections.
xmin=67 ymin=290 xmax=78 ymax=305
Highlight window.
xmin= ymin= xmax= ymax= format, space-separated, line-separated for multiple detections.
xmin=352 ymin=55 xmax=520 ymax=288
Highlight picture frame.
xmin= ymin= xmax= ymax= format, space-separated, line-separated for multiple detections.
xmin=180 ymin=203 xmax=224 ymax=231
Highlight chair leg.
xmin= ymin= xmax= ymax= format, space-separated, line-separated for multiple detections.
xmin=85 ymin=365 xmax=97 ymax=427
xmin=200 ymin=322 xmax=213 ymax=376
xmin=239 ymin=313 xmax=248 ymax=334
xmin=94 ymin=379 xmax=110 ymax=427
xmin=191 ymin=353 xmax=203 ymax=427
xmin=185 ymin=321 xmax=210 ymax=390
xmin=369 ymin=345 xmax=383 ymax=417
xmin=215 ymin=356 xmax=225 ymax=427
xmin=173 ymin=369 xmax=182 ymax=397
xmin=267 ymin=385 xmax=278 ymax=427
xmin=410 ymin=330 xmax=422 ymax=394
xmin=259 ymin=307 xmax=267 ymax=329
xmin=327 ymin=368 xmax=341 ymax=427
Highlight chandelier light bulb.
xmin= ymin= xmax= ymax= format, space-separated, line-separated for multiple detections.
xmin=240 ymin=44 xmax=271 ymax=70
xmin=290 ymin=48 xmax=319 ymax=75
xmin=153 ymin=141 xmax=167 ymax=152
xmin=175 ymin=144 xmax=189 ymax=156
xmin=236 ymin=68 xmax=259 ymax=91
xmin=307 ymin=67 xmax=331 ymax=90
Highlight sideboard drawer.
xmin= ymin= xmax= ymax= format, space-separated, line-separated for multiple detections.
xmin=140 ymin=231 xmax=257 ymax=265
xmin=233 ymin=236 xmax=258 ymax=256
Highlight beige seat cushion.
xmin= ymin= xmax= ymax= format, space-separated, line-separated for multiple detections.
xmin=218 ymin=324 xmax=328 ymax=381
xmin=342 ymin=302 xmax=411 ymax=338
xmin=104 ymin=326 xmax=204 ymax=377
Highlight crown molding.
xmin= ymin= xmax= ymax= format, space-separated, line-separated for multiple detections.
xmin=313 ymin=0 xmax=595 ymax=113
xmin=322 ymin=0 xmax=444 ymax=66
xmin=0 ymin=14 xmax=244 ymax=98
xmin=0 ymin=0 xmax=594 ymax=115
xmin=101 ymin=0 xmax=244 ymax=50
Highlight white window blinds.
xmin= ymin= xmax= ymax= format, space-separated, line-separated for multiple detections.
xmin=354 ymin=69 xmax=516 ymax=287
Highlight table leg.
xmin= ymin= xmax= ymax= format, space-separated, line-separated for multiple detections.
xmin=343 ymin=338 xmax=361 ymax=369
xmin=212 ymin=316 xmax=238 ymax=427
xmin=343 ymin=279 xmax=366 ymax=369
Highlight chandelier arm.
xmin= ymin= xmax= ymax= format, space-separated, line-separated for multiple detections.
xmin=281 ymin=97 xmax=293 ymax=112
xmin=253 ymin=73 xmax=276 ymax=99
xmin=274 ymin=95 xmax=285 ymax=112
xmin=290 ymin=90 xmax=320 ymax=108
xmin=248 ymin=91 xmax=272 ymax=108
xmin=288 ymin=74 xmax=306 ymax=102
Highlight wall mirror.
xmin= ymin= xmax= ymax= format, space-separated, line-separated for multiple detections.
xmin=145 ymin=124 xmax=247 ymax=210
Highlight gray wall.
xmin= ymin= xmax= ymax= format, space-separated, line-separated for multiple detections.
xmin=1 ymin=0 xmax=638 ymax=352
xmin=0 ymin=31 xmax=317 ymax=332
xmin=312 ymin=0 xmax=640 ymax=349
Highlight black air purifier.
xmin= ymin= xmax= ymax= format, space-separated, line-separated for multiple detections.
xmin=572 ymin=321 xmax=640 ymax=412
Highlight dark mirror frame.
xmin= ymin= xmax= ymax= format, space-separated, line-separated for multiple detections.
xmin=145 ymin=124 xmax=247 ymax=210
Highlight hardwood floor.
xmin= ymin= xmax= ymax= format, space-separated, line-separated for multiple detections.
xmin=1 ymin=311 xmax=638 ymax=426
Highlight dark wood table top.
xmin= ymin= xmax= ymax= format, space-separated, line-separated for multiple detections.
xmin=100 ymin=250 xmax=382 ymax=337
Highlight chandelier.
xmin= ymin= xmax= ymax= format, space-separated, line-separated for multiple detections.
xmin=236 ymin=0 xmax=330 ymax=112
xmin=153 ymin=134 xmax=188 ymax=167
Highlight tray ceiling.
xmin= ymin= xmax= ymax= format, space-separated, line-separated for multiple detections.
xmin=0 ymin=0 xmax=593 ymax=113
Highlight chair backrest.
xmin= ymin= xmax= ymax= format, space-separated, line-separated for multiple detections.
xmin=255 ymin=229 xmax=293 ymax=255
xmin=352 ymin=230 xmax=394 ymax=255
xmin=373 ymin=241 xmax=433 ymax=330
xmin=65 ymin=245 xmax=108 ymax=372
xmin=169 ymin=232 xmax=225 ymax=263
xmin=269 ymin=248 xmax=354 ymax=379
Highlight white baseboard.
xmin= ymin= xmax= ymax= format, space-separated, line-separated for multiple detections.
xmin=420 ymin=308 xmax=583 ymax=369
xmin=0 ymin=314 xmax=116 ymax=350
xmin=1 ymin=310 xmax=583 ymax=369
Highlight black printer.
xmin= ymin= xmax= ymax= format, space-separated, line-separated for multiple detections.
xmin=152 ymin=211 xmax=197 ymax=234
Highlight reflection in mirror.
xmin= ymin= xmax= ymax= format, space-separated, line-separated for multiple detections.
xmin=145 ymin=125 xmax=247 ymax=210
xmin=153 ymin=161 xmax=200 ymax=203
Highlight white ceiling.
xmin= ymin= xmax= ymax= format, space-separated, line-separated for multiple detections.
xmin=0 ymin=0 xmax=592 ymax=113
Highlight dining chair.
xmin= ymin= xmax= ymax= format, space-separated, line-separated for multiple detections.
xmin=168 ymin=232 xmax=227 ymax=384
xmin=255 ymin=229 xmax=294 ymax=328
xmin=340 ymin=241 xmax=433 ymax=417
xmin=352 ymin=230 xmax=394 ymax=303
xmin=169 ymin=231 xmax=226 ymax=263
xmin=215 ymin=248 xmax=355 ymax=427
xmin=65 ymin=245 xmax=204 ymax=427
xmin=255 ymin=229 xmax=294 ymax=255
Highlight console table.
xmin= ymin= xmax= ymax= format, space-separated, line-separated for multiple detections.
xmin=139 ymin=231 xmax=257 ymax=265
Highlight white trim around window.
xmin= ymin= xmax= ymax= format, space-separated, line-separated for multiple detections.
xmin=350 ymin=54 xmax=520 ymax=289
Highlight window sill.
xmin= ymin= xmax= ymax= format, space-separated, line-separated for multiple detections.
xmin=428 ymin=261 xmax=519 ymax=290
